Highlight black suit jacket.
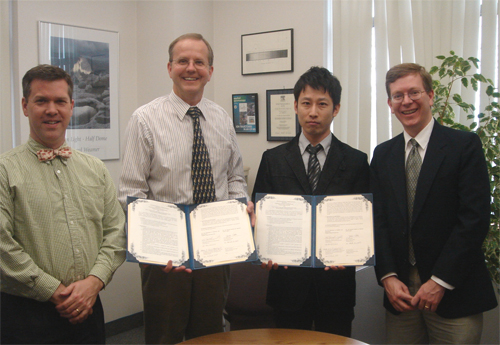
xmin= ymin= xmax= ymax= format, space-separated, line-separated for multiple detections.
xmin=370 ymin=120 xmax=497 ymax=318
xmin=252 ymin=133 xmax=370 ymax=312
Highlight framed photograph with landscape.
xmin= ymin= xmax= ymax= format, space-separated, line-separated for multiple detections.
xmin=241 ymin=28 xmax=293 ymax=75
xmin=266 ymin=89 xmax=299 ymax=141
xmin=232 ymin=93 xmax=259 ymax=133
xmin=38 ymin=21 xmax=120 ymax=160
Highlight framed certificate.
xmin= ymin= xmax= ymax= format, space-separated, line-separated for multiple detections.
xmin=266 ymin=89 xmax=300 ymax=141
xmin=232 ymin=93 xmax=259 ymax=133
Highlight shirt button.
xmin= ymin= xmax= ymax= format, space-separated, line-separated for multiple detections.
xmin=70 ymin=221 xmax=74 ymax=225
xmin=57 ymin=170 xmax=61 ymax=174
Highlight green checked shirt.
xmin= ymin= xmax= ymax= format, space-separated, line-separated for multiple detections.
xmin=0 ymin=137 xmax=126 ymax=302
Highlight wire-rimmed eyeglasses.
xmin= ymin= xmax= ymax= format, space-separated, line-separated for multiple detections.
xmin=171 ymin=58 xmax=209 ymax=69
xmin=390 ymin=90 xmax=428 ymax=103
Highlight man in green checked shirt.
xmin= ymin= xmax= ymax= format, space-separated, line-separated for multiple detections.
xmin=0 ymin=65 xmax=126 ymax=344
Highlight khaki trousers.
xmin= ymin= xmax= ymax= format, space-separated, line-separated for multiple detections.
xmin=386 ymin=266 xmax=483 ymax=344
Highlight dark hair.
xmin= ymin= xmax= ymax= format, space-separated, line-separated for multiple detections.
xmin=22 ymin=64 xmax=73 ymax=100
xmin=385 ymin=63 xmax=433 ymax=98
xmin=168 ymin=33 xmax=214 ymax=67
xmin=294 ymin=66 xmax=341 ymax=105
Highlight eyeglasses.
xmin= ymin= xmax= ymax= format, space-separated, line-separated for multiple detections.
xmin=390 ymin=90 xmax=428 ymax=103
xmin=171 ymin=58 xmax=209 ymax=69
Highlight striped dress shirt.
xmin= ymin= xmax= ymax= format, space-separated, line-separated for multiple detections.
xmin=118 ymin=91 xmax=248 ymax=208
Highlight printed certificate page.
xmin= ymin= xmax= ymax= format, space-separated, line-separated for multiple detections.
xmin=315 ymin=195 xmax=374 ymax=266
xmin=255 ymin=194 xmax=312 ymax=266
xmin=189 ymin=199 xmax=255 ymax=267
xmin=127 ymin=199 xmax=189 ymax=266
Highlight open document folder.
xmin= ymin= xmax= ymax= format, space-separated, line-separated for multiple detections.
xmin=254 ymin=193 xmax=375 ymax=267
xmin=126 ymin=197 xmax=257 ymax=269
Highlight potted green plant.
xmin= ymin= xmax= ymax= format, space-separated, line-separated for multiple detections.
xmin=430 ymin=51 xmax=499 ymax=285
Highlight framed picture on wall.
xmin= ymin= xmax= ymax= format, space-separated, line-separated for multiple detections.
xmin=266 ymin=89 xmax=299 ymax=141
xmin=232 ymin=93 xmax=259 ymax=134
xmin=241 ymin=29 xmax=293 ymax=75
xmin=38 ymin=21 xmax=120 ymax=160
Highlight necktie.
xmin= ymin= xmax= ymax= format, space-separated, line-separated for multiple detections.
xmin=406 ymin=138 xmax=422 ymax=265
xmin=306 ymin=144 xmax=323 ymax=192
xmin=37 ymin=147 xmax=72 ymax=161
xmin=187 ymin=107 xmax=216 ymax=204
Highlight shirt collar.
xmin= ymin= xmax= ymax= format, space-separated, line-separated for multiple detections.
xmin=27 ymin=137 xmax=69 ymax=154
xmin=27 ymin=137 xmax=70 ymax=164
xmin=298 ymin=132 xmax=332 ymax=155
xmin=403 ymin=119 xmax=434 ymax=151
xmin=169 ymin=90 xmax=207 ymax=121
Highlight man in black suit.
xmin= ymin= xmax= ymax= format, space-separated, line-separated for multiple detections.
xmin=252 ymin=67 xmax=369 ymax=336
xmin=370 ymin=63 xmax=497 ymax=344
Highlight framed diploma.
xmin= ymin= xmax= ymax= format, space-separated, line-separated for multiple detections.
xmin=266 ymin=89 xmax=300 ymax=141
xmin=241 ymin=28 xmax=293 ymax=75
xmin=232 ymin=93 xmax=259 ymax=133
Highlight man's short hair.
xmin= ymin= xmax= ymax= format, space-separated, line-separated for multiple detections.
xmin=168 ymin=33 xmax=214 ymax=67
xmin=294 ymin=67 xmax=342 ymax=106
xmin=22 ymin=64 xmax=73 ymax=100
xmin=385 ymin=63 xmax=433 ymax=98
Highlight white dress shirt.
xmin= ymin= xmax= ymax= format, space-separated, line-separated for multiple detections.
xmin=118 ymin=91 xmax=248 ymax=207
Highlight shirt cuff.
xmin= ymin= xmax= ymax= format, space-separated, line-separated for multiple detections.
xmin=33 ymin=271 xmax=62 ymax=302
xmin=380 ymin=272 xmax=398 ymax=281
xmin=431 ymin=275 xmax=455 ymax=290
xmin=89 ymin=266 xmax=113 ymax=288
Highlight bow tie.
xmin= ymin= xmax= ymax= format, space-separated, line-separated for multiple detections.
xmin=37 ymin=147 xmax=72 ymax=161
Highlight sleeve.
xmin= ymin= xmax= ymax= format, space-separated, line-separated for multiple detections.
xmin=251 ymin=150 xmax=274 ymax=202
xmin=88 ymin=163 xmax=126 ymax=287
xmin=0 ymin=162 xmax=60 ymax=301
xmin=370 ymin=148 xmax=399 ymax=285
xmin=118 ymin=113 xmax=154 ymax=209
xmin=226 ymin=121 xmax=249 ymax=200
xmin=352 ymin=152 xmax=370 ymax=194
xmin=431 ymin=133 xmax=491 ymax=287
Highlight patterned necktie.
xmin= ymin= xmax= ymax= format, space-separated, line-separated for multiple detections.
xmin=37 ymin=147 xmax=72 ymax=161
xmin=406 ymin=138 xmax=422 ymax=265
xmin=187 ymin=107 xmax=216 ymax=204
xmin=306 ymin=144 xmax=323 ymax=192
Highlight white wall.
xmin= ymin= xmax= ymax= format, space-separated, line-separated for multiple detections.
xmin=0 ymin=0 xmax=13 ymax=154
xmin=136 ymin=0 xmax=214 ymax=106
xmin=213 ymin=0 xmax=326 ymax=193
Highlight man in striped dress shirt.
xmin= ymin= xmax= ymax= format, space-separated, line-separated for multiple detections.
xmin=119 ymin=33 xmax=251 ymax=344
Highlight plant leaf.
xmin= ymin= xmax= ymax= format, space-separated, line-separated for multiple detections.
xmin=453 ymin=94 xmax=463 ymax=103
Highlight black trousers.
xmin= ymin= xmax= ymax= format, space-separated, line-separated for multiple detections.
xmin=273 ymin=286 xmax=354 ymax=337
xmin=141 ymin=264 xmax=230 ymax=344
xmin=1 ymin=292 xmax=105 ymax=344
